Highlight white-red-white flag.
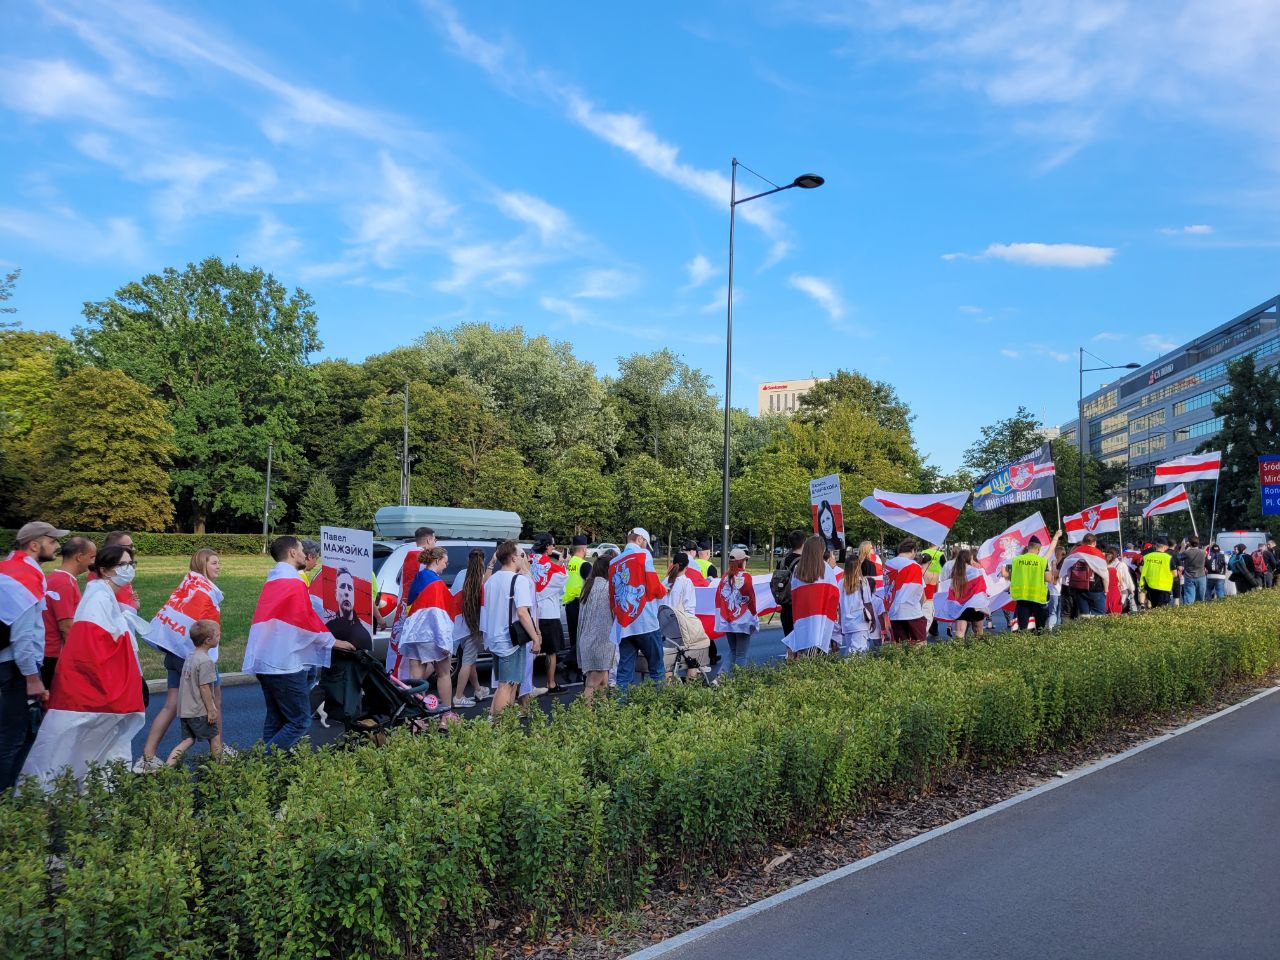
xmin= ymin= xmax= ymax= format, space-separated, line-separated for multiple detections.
xmin=976 ymin=512 xmax=1051 ymax=578
xmin=1155 ymin=451 xmax=1221 ymax=483
xmin=932 ymin=566 xmax=989 ymax=622
xmin=859 ymin=489 xmax=969 ymax=546
xmin=0 ymin=554 xmax=44 ymax=627
xmin=782 ymin=568 xmax=839 ymax=654
xmin=242 ymin=563 xmax=333 ymax=674
xmin=1143 ymin=484 xmax=1191 ymax=519
xmin=21 ymin=579 xmax=145 ymax=784
xmin=148 ymin=572 xmax=223 ymax=661
xmin=1064 ymin=498 xmax=1121 ymax=543
xmin=1058 ymin=542 xmax=1110 ymax=585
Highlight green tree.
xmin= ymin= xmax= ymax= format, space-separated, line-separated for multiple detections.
xmin=614 ymin=454 xmax=688 ymax=551
xmin=73 ymin=257 xmax=321 ymax=532
xmin=609 ymin=349 xmax=720 ymax=475
xmin=796 ymin=369 xmax=915 ymax=434
xmin=532 ymin=444 xmax=618 ymax=538
xmin=0 ymin=267 xmax=18 ymax=329
xmin=733 ymin=450 xmax=810 ymax=561
xmin=23 ymin=368 xmax=175 ymax=529
xmin=296 ymin=471 xmax=343 ymax=534
xmin=1196 ymin=356 xmax=1280 ymax=534
xmin=0 ymin=331 xmax=66 ymax=523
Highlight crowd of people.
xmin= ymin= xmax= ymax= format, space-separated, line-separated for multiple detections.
xmin=2 ymin=516 xmax=1277 ymax=790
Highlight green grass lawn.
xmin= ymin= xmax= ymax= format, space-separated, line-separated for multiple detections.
xmin=133 ymin=554 xmax=271 ymax=679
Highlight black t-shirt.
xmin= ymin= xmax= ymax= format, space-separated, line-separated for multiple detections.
xmin=327 ymin=615 xmax=372 ymax=653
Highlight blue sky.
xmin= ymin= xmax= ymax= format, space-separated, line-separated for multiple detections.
xmin=4 ymin=0 xmax=1280 ymax=471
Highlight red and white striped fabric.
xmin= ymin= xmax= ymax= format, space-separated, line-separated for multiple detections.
xmin=694 ymin=575 xmax=778 ymax=633
xmin=1064 ymin=498 xmax=1121 ymax=543
xmin=859 ymin=489 xmax=969 ymax=546
xmin=932 ymin=566 xmax=989 ymax=622
xmin=530 ymin=554 xmax=568 ymax=620
xmin=976 ymin=512 xmax=1051 ymax=578
xmin=680 ymin=564 xmax=721 ymax=638
xmin=1155 ymin=452 xmax=1221 ymax=484
xmin=21 ymin=579 xmax=144 ymax=783
xmin=782 ymin=568 xmax=839 ymax=653
xmin=147 ymin=572 xmax=223 ymax=662
xmin=709 ymin=571 xmax=759 ymax=634
xmin=242 ymin=563 xmax=333 ymax=675
xmin=1143 ymin=484 xmax=1191 ymax=519
xmin=0 ymin=553 xmax=45 ymax=627
xmin=882 ymin=555 xmax=926 ymax=621
xmin=1058 ymin=543 xmax=1110 ymax=585
xmin=396 ymin=572 xmax=457 ymax=669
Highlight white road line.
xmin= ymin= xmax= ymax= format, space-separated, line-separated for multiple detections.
xmin=625 ymin=684 xmax=1280 ymax=960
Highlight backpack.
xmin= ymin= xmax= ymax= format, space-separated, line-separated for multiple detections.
xmin=770 ymin=557 xmax=794 ymax=605
xmin=1067 ymin=560 xmax=1093 ymax=591
xmin=1253 ymin=549 xmax=1268 ymax=574
xmin=1207 ymin=552 xmax=1226 ymax=576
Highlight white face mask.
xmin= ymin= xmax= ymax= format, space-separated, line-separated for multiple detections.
xmin=109 ymin=564 xmax=136 ymax=587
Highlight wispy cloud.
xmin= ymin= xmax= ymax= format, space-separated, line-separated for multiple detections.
xmin=1140 ymin=333 xmax=1178 ymax=353
xmin=1092 ymin=331 xmax=1124 ymax=341
xmin=495 ymin=191 xmax=574 ymax=245
xmin=572 ymin=268 xmax=637 ymax=300
xmin=1160 ymin=224 xmax=1214 ymax=235
xmin=353 ymin=154 xmax=456 ymax=269
xmin=685 ymin=254 xmax=716 ymax=287
xmin=959 ymin=305 xmax=984 ymax=314
xmin=0 ymin=205 xmax=145 ymax=262
xmin=1000 ymin=348 xmax=1021 ymax=359
xmin=944 ymin=242 xmax=1115 ymax=268
xmin=788 ymin=273 xmax=845 ymax=320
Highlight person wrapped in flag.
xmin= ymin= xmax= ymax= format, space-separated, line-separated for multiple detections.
xmin=1058 ymin=533 xmax=1111 ymax=618
xmin=398 ymin=546 xmax=458 ymax=708
xmin=782 ymin=536 xmax=839 ymax=657
xmin=713 ymin=547 xmax=758 ymax=673
xmin=449 ymin=549 xmax=489 ymax=708
xmin=933 ymin=549 xmax=989 ymax=638
xmin=881 ymin=539 xmax=938 ymax=646
xmin=530 ymin=537 xmax=569 ymax=694
xmin=838 ymin=545 xmax=883 ymax=654
xmin=21 ymin=544 xmax=145 ymax=785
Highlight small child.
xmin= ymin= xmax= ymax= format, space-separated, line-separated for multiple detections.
xmin=166 ymin=619 xmax=222 ymax=765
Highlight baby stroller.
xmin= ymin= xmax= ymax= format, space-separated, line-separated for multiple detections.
xmin=320 ymin=649 xmax=449 ymax=745
xmin=654 ymin=605 xmax=713 ymax=685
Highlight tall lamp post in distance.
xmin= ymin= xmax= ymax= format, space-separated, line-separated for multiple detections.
xmin=721 ymin=159 xmax=824 ymax=571
xmin=1077 ymin=347 xmax=1141 ymax=509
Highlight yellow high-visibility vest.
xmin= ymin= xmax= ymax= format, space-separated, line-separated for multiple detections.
xmin=1141 ymin=551 xmax=1174 ymax=592
xmin=563 ymin=555 xmax=589 ymax=603
xmin=1010 ymin=552 xmax=1048 ymax=604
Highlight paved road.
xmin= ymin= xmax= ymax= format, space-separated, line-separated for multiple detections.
xmin=648 ymin=689 xmax=1280 ymax=960
xmin=132 ymin=626 xmax=791 ymax=759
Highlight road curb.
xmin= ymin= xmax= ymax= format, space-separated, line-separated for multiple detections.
xmin=624 ymin=683 xmax=1280 ymax=960
xmin=146 ymin=671 xmax=258 ymax=693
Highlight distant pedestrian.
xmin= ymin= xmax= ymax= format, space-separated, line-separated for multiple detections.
xmin=1141 ymin=538 xmax=1176 ymax=607
xmin=242 ymin=536 xmax=355 ymax=751
xmin=772 ymin=530 xmax=807 ymax=635
xmin=562 ymin=535 xmax=591 ymax=674
xmin=1228 ymin=542 xmax=1259 ymax=593
xmin=883 ymin=538 xmax=936 ymax=645
xmin=838 ymin=545 xmax=882 ymax=654
xmin=1206 ymin=543 xmax=1228 ymax=599
xmin=450 ymin=549 xmax=489 ymax=707
xmin=714 ymin=547 xmax=759 ymax=672
xmin=609 ymin=528 xmax=667 ymax=687
xmin=940 ymin=548 xmax=988 ymax=639
xmin=300 ymin=540 xmax=322 ymax=586
xmin=399 ymin=546 xmax=456 ymax=707
xmin=530 ymin=536 xmax=568 ymax=693
xmin=166 ymin=620 xmax=223 ymax=766
xmin=41 ymin=536 xmax=95 ymax=690
xmin=0 ymin=521 xmax=65 ymax=790
xmin=134 ymin=549 xmax=224 ymax=773
xmin=1009 ymin=536 xmax=1053 ymax=632
xmin=695 ymin=541 xmax=719 ymax=579
xmin=1178 ymin=537 xmax=1207 ymax=605
xmin=22 ymin=543 xmax=145 ymax=785
xmin=661 ymin=554 xmax=711 ymax=680
xmin=575 ymin=551 xmax=617 ymax=703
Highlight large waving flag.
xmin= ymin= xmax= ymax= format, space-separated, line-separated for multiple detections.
xmin=975 ymin=512 xmax=1052 ymax=578
xmin=972 ymin=444 xmax=1057 ymax=512
xmin=148 ymin=572 xmax=223 ymax=661
xmin=1064 ymin=498 xmax=1121 ymax=543
xmin=782 ymin=568 xmax=839 ymax=653
xmin=932 ymin=566 xmax=989 ymax=622
xmin=22 ymin=579 xmax=144 ymax=783
xmin=1143 ymin=484 xmax=1191 ymax=519
xmin=242 ymin=564 xmax=333 ymax=674
xmin=860 ymin=489 xmax=970 ymax=545
xmin=694 ymin=574 xmax=778 ymax=631
xmin=0 ymin=554 xmax=45 ymax=628
xmin=1155 ymin=451 xmax=1221 ymax=484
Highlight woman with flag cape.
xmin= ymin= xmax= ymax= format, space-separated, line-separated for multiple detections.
xmin=933 ymin=549 xmax=989 ymax=638
xmin=398 ymin=546 xmax=457 ymax=708
xmin=22 ymin=544 xmax=145 ymax=785
xmin=134 ymin=549 xmax=224 ymax=772
xmin=838 ymin=545 xmax=883 ymax=654
xmin=782 ymin=536 xmax=839 ymax=657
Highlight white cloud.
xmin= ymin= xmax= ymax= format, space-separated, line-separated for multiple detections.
xmin=1000 ymin=348 xmax=1021 ymax=359
xmin=685 ymin=254 xmax=716 ymax=287
xmin=353 ymin=154 xmax=456 ymax=268
xmin=1046 ymin=349 xmax=1072 ymax=362
xmin=495 ymin=191 xmax=573 ymax=245
xmin=1092 ymin=331 xmax=1124 ymax=341
xmin=1140 ymin=333 xmax=1178 ymax=353
xmin=0 ymin=58 xmax=134 ymax=129
xmin=944 ymin=242 xmax=1115 ymax=268
xmin=539 ymin=295 xmax=591 ymax=324
xmin=573 ymin=268 xmax=637 ymax=299
xmin=788 ymin=274 xmax=845 ymax=320
xmin=959 ymin=305 xmax=984 ymax=314
xmin=0 ymin=205 xmax=145 ymax=262
xmin=436 ymin=243 xmax=530 ymax=294
xmin=700 ymin=285 xmax=733 ymax=315
xmin=241 ymin=215 xmax=302 ymax=264
xmin=1160 ymin=224 xmax=1214 ymax=235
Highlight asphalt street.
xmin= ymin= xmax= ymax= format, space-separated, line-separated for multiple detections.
xmin=132 ymin=625 xmax=791 ymax=759
xmin=648 ymin=688 xmax=1280 ymax=960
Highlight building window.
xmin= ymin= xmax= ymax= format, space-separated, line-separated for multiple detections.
xmin=1103 ymin=453 xmax=1129 ymax=466
xmin=1172 ymin=386 xmax=1227 ymax=417
xmin=1129 ymin=409 xmax=1166 ymax=435
xmin=1129 ymin=434 xmax=1167 ymax=459
xmin=1100 ymin=409 xmax=1132 ymax=435
xmin=1082 ymin=389 xmax=1118 ymax=418
xmin=1100 ymin=432 xmax=1128 ymax=455
xmin=1174 ymin=417 xmax=1225 ymax=442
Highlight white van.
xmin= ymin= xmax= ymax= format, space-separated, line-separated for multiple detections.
xmin=1214 ymin=529 xmax=1268 ymax=555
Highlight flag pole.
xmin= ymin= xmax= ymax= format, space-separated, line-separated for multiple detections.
xmin=1054 ymin=495 xmax=1062 ymax=531
xmin=1208 ymin=474 xmax=1220 ymax=546
xmin=1187 ymin=499 xmax=1199 ymax=540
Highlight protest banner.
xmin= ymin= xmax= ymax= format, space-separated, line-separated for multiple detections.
xmin=810 ymin=473 xmax=846 ymax=554
xmin=971 ymin=444 xmax=1057 ymax=513
xmin=309 ymin=526 xmax=375 ymax=634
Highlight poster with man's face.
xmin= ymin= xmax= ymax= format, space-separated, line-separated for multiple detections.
xmin=309 ymin=526 xmax=374 ymax=633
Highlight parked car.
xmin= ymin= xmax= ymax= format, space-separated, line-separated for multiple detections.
xmin=588 ymin=542 xmax=620 ymax=560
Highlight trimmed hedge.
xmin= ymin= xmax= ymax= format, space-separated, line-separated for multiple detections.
xmin=0 ymin=529 xmax=265 ymax=556
xmin=3 ymin=592 xmax=1279 ymax=959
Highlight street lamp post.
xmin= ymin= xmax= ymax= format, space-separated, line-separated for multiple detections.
xmin=721 ymin=160 xmax=824 ymax=571
xmin=1077 ymin=347 xmax=1141 ymax=509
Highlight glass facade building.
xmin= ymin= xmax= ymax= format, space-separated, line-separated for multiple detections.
xmin=1063 ymin=294 xmax=1280 ymax=511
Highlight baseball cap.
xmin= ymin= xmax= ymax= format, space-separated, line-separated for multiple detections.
xmin=729 ymin=547 xmax=749 ymax=561
xmin=16 ymin=521 xmax=69 ymax=544
xmin=697 ymin=540 xmax=711 ymax=551
xmin=571 ymin=535 xmax=589 ymax=546
xmin=629 ymin=527 xmax=651 ymax=547
xmin=681 ymin=539 xmax=697 ymax=552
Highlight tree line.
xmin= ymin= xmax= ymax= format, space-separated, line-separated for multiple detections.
xmin=1 ymin=256 xmax=1274 ymax=544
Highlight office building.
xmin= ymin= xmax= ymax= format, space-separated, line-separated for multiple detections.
xmin=1065 ymin=293 xmax=1280 ymax=511
xmin=758 ymin=377 xmax=826 ymax=416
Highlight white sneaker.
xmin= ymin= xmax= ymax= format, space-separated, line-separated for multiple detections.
xmin=475 ymin=688 xmax=491 ymax=700
xmin=531 ymin=686 xmax=549 ymax=697
xmin=453 ymin=696 xmax=477 ymax=708
xmin=131 ymin=755 xmax=164 ymax=774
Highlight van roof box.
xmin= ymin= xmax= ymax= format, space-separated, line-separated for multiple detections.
xmin=373 ymin=506 xmax=522 ymax=542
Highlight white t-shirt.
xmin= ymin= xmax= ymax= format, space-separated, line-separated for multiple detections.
xmin=481 ymin=569 xmax=534 ymax=658
xmin=663 ymin=574 xmax=698 ymax=617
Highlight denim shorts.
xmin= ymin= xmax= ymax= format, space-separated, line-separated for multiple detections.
xmin=494 ymin=646 xmax=526 ymax=685
xmin=164 ymin=651 xmax=185 ymax=689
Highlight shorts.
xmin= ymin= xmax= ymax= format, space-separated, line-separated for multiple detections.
xmin=890 ymin=618 xmax=928 ymax=645
xmin=494 ymin=647 xmax=527 ymax=685
xmin=538 ymin=617 xmax=565 ymax=655
xmin=959 ymin=608 xmax=986 ymax=623
xmin=180 ymin=715 xmax=217 ymax=741
xmin=459 ymin=633 xmax=484 ymax=666
xmin=164 ymin=651 xmax=185 ymax=689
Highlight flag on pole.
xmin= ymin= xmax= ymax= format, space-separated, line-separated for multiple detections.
xmin=1143 ymin=484 xmax=1191 ymax=519
xmin=975 ymin=512 xmax=1052 ymax=578
xmin=1154 ymin=451 xmax=1221 ymax=483
xmin=971 ymin=444 xmax=1057 ymax=512
xmin=1063 ymin=498 xmax=1121 ymax=543
xmin=859 ymin=489 xmax=970 ymax=545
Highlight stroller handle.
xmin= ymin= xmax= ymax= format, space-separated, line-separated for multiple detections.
xmin=353 ymin=649 xmax=432 ymax=695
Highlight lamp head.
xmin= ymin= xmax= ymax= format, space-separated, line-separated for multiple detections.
xmin=1122 ymin=363 xmax=1141 ymax=369
xmin=792 ymin=173 xmax=824 ymax=189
